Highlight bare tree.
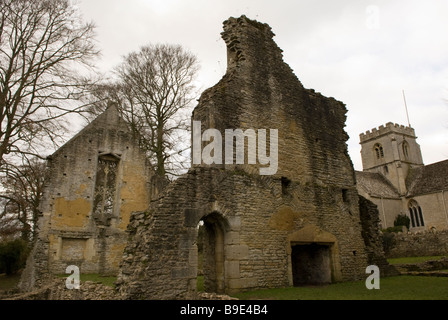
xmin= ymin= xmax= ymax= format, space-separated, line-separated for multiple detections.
xmin=0 ymin=0 xmax=99 ymax=170
xmin=0 ymin=157 xmax=46 ymax=242
xmin=89 ymin=44 xmax=199 ymax=178
xmin=0 ymin=197 xmax=23 ymax=241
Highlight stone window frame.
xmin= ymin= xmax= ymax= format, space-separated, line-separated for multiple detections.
xmin=408 ymin=199 xmax=425 ymax=228
xmin=92 ymin=152 xmax=122 ymax=223
xmin=57 ymin=233 xmax=92 ymax=262
xmin=374 ymin=143 xmax=384 ymax=160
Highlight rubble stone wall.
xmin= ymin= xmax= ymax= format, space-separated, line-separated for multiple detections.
xmin=386 ymin=230 xmax=448 ymax=258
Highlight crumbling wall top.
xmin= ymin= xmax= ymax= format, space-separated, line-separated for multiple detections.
xmin=222 ymin=15 xmax=274 ymax=40
xmin=220 ymin=15 xmax=283 ymax=72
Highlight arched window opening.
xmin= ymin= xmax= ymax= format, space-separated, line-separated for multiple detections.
xmin=417 ymin=206 xmax=424 ymax=227
xmin=197 ymin=212 xmax=229 ymax=294
xmin=408 ymin=200 xmax=424 ymax=228
xmin=374 ymin=143 xmax=384 ymax=160
xmin=402 ymin=141 xmax=410 ymax=159
xmin=93 ymin=153 xmax=121 ymax=225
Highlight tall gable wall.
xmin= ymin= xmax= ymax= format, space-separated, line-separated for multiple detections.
xmin=19 ymin=105 xmax=154 ymax=291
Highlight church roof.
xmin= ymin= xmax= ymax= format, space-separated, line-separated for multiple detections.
xmin=406 ymin=159 xmax=448 ymax=197
xmin=355 ymin=171 xmax=400 ymax=199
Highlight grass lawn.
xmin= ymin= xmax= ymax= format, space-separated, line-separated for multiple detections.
xmin=56 ymin=273 xmax=117 ymax=287
xmin=387 ymin=255 xmax=446 ymax=265
xmin=78 ymin=274 xmax=117 ymax=287
xmin=3 ymin=269 xmax=448 ymax=300
xmin=233 ymin=275 xmax=448 ymax=300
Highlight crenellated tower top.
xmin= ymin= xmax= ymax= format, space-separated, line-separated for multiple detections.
xmin=360 ymin=122 xmax=416 ymax=143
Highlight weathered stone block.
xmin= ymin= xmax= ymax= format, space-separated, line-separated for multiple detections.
xmin=225 ymin=245 xmax=249 ymax=260
xmin=225 ymin=260 xmax=240 ymax=279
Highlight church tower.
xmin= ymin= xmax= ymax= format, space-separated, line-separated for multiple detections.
xmin=359 ymin=122 xmax=424 ymax=195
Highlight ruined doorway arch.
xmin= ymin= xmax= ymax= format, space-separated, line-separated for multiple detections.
xmin=197 ymin=211 xmax=229 ymax=294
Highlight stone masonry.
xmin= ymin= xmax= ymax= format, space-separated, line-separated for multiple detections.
xmin=19 ymin=104 xmax=155 ymax=291
xmin=386 ymin=230 xmax=448 ymax=258
xmin=115 ymin=16 xmax=379 ymax=299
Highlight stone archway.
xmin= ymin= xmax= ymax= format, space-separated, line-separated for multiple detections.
xmin=198 ymin=211 xmax=229 ymax=294
xmin=287 ymin=224 xmax=342 ymax=286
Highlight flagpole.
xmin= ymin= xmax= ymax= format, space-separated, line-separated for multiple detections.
xmin=402 ymin=90 xmax=411 ymax=128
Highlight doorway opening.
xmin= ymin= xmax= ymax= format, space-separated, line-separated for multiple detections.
xmin=291 ymin=243 xmax=332 ymax=286
xmin=197 ymin=212 xmax=227 ymax=294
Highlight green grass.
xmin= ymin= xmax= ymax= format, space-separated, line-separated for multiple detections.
xmin=79 ymin=274 xmax=117 ymax=287
xmin=57 ymin=273 xmax=117 ymax=287
xmin=3 ymin=273 xmax=448 ymax=300
xmin=387 ymin=255 xmax=446 ymax=265
xmin=197 ymin=275 xmax=204 ymax=292
xmin=233 ymin=276 xmax=448 ymax=300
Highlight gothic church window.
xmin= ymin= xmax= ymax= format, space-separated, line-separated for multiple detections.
xmin=93 ymin=154 xmax=120 ymax=221
xmin=408 ymin=200 xmax=424 ymax=228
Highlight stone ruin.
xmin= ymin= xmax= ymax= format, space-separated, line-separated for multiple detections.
xmin=18 ymin=104 xmax=157 ymax=291
xmin=19 ymin=15 xmax=392 ymax=299
xmin=115 ymin=15 xmax=392 ymax=299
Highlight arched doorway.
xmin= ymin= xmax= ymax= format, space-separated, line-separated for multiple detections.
xmin=197 ymin=211 xmax=228 ymax=294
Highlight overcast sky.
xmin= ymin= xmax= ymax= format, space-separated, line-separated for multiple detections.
xmin=77 ymin=0 xmax=448 ymax=171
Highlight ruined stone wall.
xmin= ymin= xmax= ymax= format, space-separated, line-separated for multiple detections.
xmin=193 ymin=15 xmax=368 ymax=284
xmin=117 ymin=166 xmax=369 ymax=299
xmin=194 ymin=17 xmax=355 ymax=187
xmin=358 ymin=195 xmax=399 ymax=276
xmin=116 ymin=16 xmax=372 ymax=300
xmin=20 ymin=105 xmax=153 ymax=291
xmin=386 ymin=230 xmax=448 ymax=258
xmin=119 ymin=168 xmax=285 ymax=299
